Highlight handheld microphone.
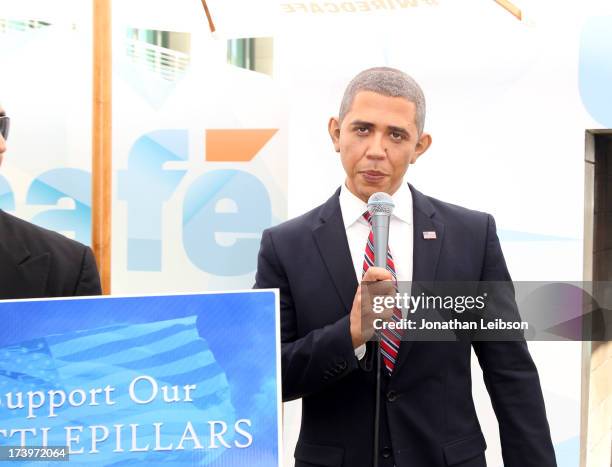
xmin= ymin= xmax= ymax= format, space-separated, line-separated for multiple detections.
xmin=367 ymin=192 xmax=395 ymax=268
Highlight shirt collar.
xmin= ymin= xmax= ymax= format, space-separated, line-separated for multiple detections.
xmin=339 ymin=181 xmax=413 ymax=229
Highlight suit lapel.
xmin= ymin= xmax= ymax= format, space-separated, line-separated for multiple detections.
xmin=0 ymin=211 xmax=51 ymax=299
xmin=412 ymin=198 xmax=444 ymax=284
xmin=392 ymin=185 xmax=445 ymax=378
xmin=312 ymin=189 xmax=358 ymax=312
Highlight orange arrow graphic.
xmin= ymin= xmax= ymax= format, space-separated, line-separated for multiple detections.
xmin=206 ymin=129 xmax=278 ymax=162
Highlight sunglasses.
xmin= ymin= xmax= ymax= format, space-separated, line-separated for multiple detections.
xmin=0 ymin=116 xmax=9 ymax=140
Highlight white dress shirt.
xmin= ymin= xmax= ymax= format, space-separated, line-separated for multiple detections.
xmin=339 ymin=182 xmax=414 ymax=359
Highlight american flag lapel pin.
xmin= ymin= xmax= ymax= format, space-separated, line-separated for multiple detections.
xmin=423 ymin=231 xmax=437 ymax=240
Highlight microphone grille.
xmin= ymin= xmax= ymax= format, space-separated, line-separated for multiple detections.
xmin=367 ymin=192 xmax=395 ymax=215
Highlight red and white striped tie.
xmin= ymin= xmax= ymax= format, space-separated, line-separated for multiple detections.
xmin=362 ymin=211 xmax=403 ymax=374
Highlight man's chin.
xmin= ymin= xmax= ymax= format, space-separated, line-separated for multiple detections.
xmin=357 ymin=187 xmax=390 ymax=203
xmin=347 ymin=180 xmax=393 ymax=202
xmin=362 ymin=182 xmax=392 ymax=194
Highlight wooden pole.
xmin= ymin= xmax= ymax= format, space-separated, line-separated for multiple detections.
xmin=200 ymin=0 xmax=216 ymax=33
xmin=92 ymin=0 xmax=112 ymax=294
xmin=494 ymin=0 xmax=522 ymax=21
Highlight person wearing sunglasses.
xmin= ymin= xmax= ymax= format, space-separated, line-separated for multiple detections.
xmin=0 ymin=110 xmax=8 ymax=164
xmin=0 ymin=105 xmax=102 ymax=299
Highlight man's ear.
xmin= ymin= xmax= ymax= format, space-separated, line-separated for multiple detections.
xmin=411 ymin=132 xmax=432 ymax=164
xmin=328 ymin=117 xmax=341 ymax=153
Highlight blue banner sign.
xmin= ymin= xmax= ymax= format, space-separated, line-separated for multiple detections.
xmin=0 ymin=291 xmax=280 ymax=466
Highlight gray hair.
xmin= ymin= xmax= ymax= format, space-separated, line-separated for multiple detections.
xmin=339 ymin=67 xmax=426 ymax=135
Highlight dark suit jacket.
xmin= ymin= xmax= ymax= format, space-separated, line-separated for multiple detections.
xmin=0 ymin=210 xmax=101 ymax=299
xmin=255 ymin=185 xmax=556 ymax=467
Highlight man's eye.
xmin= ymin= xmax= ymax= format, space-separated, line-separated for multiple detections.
xmin=356 ymin=127 xmax=369 ymax=134
xmin=390 ymin=131 xmax=404 ymax=141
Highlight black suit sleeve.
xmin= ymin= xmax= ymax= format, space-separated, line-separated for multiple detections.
xmin=472 ymin=215 xmax=556 ymax=467
xmin=255 ymin=229 xmax=358 ymax=402
xmin=72 ymin=246 xmax=102 ymax=296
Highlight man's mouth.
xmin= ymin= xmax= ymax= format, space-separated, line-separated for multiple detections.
xmin=360 ymin=170 xmax=387 ymax=182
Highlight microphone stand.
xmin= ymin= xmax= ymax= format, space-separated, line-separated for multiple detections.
xmin=368 ymin=195 xmax=394 ymax=467
xmin=372 ymin=220 xmax=386 ymax=467
xmin=373 ymin=339 xmax=381 ymax=467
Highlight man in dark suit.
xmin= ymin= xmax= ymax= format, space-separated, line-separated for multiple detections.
xmin=0 ymin=105 xmax=101 ymax=299
xmin=254 ymin=68 xmax=556 ymax=466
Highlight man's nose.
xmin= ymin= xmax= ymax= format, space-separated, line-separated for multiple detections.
xmin=366 ymin=132 xmax=386 ymax=159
